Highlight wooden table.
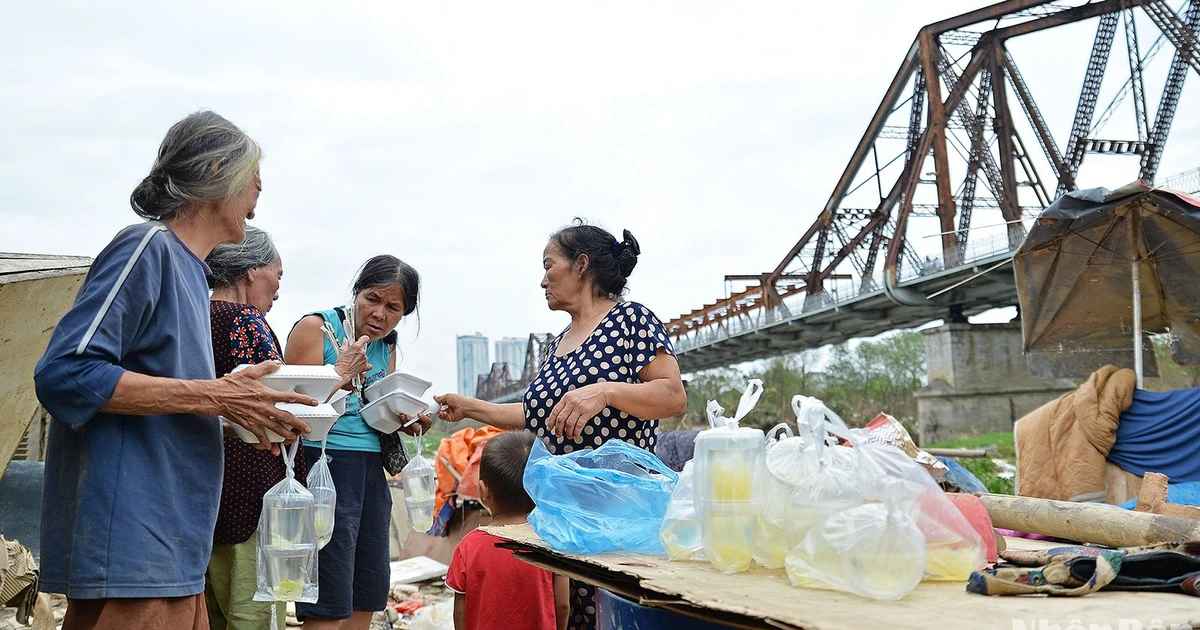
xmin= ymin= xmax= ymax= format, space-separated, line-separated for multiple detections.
xmin=485 ymin=523 xmax=1200 ymax=630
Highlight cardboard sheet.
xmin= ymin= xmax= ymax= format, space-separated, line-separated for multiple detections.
xmin=484 ymin=524 xmax=1200 ymax=630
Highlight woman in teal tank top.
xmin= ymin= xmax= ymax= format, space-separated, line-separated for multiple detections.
xmin=285 ymin=255 xmax=428 ymax=629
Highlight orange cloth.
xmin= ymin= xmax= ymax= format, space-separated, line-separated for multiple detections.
xmin=434 ymin=426 xmax=503 ymax=515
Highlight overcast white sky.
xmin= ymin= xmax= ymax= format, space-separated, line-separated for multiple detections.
xmin=3 ymin=0 xmax=1197 ymax=395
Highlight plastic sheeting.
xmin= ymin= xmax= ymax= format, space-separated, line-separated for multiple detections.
xmin=1109 ymin=387 xmax=1200 ymax=483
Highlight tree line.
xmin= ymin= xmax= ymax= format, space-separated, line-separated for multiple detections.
xmin=679 ymin=331 xmax=928 ymax=432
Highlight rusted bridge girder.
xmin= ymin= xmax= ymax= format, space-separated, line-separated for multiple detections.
xmin=667 ymin=0 xmax=1198 ymax=360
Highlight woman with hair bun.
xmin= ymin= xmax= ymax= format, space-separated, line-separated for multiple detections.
xmin=34 ymin=110 xmax=314 ymax=629
xmin=435 ymin=219 xmax=687 ymax=630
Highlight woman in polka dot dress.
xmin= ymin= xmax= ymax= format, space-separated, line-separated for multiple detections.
xmin=436 ymin=220 xmax=687 ymax=630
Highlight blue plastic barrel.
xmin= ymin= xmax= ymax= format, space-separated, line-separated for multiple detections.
xmin=595 ymin=588 xmax=739 ymax=630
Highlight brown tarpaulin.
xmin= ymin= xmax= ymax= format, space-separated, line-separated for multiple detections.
xmin=1014 ymin=182 xmax=1200 ymax=378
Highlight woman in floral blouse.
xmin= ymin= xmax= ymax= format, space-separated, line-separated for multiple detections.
xmin=203 ymin=226 xmax=367 ymax=630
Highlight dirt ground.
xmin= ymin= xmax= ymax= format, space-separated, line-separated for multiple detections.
xmin=2 ymin=486 xmax=466 ymax=629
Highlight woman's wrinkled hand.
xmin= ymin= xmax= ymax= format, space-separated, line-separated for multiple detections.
xmin=213 ymin=361 xmax=317 ymax=455
xmin=433 ymin=393 xmax=470 ymax=423
xmin=547 ymin=384 xmax=609 ymax=441
xmin=332 ymin=335 xmax=372 ymax=394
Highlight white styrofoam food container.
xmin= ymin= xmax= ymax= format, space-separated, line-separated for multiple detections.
xmin=362 ymin=391 xmax=435 ymax=434
xmin=363 ymin=372 xmax=433 ymax=404
xmin=227 ymin=402 xmax=341 ymax=443
xmin=231 ymin=364 xmax=344 ymax=402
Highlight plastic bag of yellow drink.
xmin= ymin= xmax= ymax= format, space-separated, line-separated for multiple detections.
xmin=400 ymin=433 xmax=437 ymax=534
xmin=848 ymin=439 xmax=987 ymax=581
xmin=785 ymin=496 xmax=926 ymax=600
xmin=754 ymin=423 xmax=806 ymax=568
xmin=306 ymin=440 xmax=336 ymax=550
xmin=254 ymin=441 xmax=319 ymax=604
xmin=659 ymin=461 xmax=705 ymax=561
xmin=693 ymin=381 xmax=766 ymax=574
xmin=780 ymin=396 xmax=864 ymax=553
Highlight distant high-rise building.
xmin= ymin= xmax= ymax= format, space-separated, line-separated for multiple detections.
xmin=495 ymin=337 xmax=527 ymax=378
xmin=456 ymin=333 xmax=489 ymax=396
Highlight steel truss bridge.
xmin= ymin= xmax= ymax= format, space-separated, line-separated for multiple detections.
xmin=667 ymin=0 xmax=1200 ymax=372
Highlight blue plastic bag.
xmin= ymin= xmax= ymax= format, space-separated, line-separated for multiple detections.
xmin=936 ymin=456 xmax=990 ymax=495
xmin=524 ymin=438 xmax=679 ymax=555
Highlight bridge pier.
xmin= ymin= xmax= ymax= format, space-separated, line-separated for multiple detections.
xmin=915 ymin=322 xmax=1074 ymax=445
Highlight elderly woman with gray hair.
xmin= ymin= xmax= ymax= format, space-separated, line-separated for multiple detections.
xmin=202 ymin=226 xmax=369 ymax=629
xmin=34 ymin=111 xmax=315 ymax=630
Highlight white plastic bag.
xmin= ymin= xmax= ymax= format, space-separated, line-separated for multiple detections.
xmin=847 ymin=438 xmax=986 ymax=581
xmin=659 ymin=461 xmax=705 ymax=561
xmin=754 ymin=424 xmax=805 ymax=569
xmin=693 ymin=380 xmax=766 ymax=574
xmin=254 ymin=442 xmax=319 ymax=604
xmin=785 ymin=494 xmax=926 ymax=600
xmin=408 ymin=598 xmax=454 ymax=630
xmin=306 ymin=440 xmax=336 ymax=550
xmin=783 ymin=396 xmax=863 ymax=549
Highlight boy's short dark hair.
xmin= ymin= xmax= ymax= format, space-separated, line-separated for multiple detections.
xmin=479 ymin=431 xmax=537 ymax=515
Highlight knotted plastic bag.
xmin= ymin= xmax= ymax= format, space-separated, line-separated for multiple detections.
xmin=659 ymin=461 xmax=704 ymax=561
xmin=524 ymin=438 xmax=678 ymax=555
xmin=785 ymin=493 xmax=926 ymax=600
xmin=254 ymin=442 xmax=319 ymax=605
xmin=783 ymin=396 xmax=863 ymax=549
xmin=401 ymin=428 xmax=437 ymax=533
xmin=693 ymin=380 xmax=766 ymax=574
xmin=306 ymin=439 xmax=336 ymax=549
xmin=847 ymin=437 xmax=987 ymax=581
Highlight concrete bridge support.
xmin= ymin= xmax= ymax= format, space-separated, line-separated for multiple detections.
xmin=915 ymin=322 xmax=1074 ymax=445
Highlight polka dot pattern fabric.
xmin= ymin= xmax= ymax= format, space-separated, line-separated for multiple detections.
xmin=521 ymin=301 xmax=674 ymax=630
xmin=524 ymin=301 xmax=674 ymax=455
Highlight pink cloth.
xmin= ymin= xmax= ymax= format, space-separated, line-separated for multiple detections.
xmin=995 ymin=528 xmax=1057 ymax=541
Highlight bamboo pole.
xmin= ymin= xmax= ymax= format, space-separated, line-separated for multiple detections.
xmin=981 ymin=494 xmax=1200 ymax=547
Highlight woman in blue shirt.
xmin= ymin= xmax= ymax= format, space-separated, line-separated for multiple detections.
xmin=285 ymin=255 xmax=430 ymax=629
xmin=33 ymin=111 xmax=316 ymax=630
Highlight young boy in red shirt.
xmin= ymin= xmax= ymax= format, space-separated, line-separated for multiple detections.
xmin=446 ymin=432 xmax=568 ymax=630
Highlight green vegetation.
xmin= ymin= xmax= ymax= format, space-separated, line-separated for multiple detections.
xmin=926 ymin=431 xmax=1015 ymax=460
xmin=403 ymin=430 xmax=450 ymax=456
xmin=684 ymin=331 xmax=927 ymax=431
xmin=1145 ymin=335 xmax=1200 ymax=391
xmin=927 ymin=431 xmax=1015 ymax=495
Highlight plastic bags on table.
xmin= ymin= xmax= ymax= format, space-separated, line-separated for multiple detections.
xmin=659 ymin=461 xmax=704 ymax=561
xmin=254 ymin=442 xmax=319 ymax=604
xmin=524 ymin=438 xmax=678 ymax=555
xmin=306 ymin=440 xmax=336 ymax=549
xmin=779 ymin=394 xmax=984 ymax=598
